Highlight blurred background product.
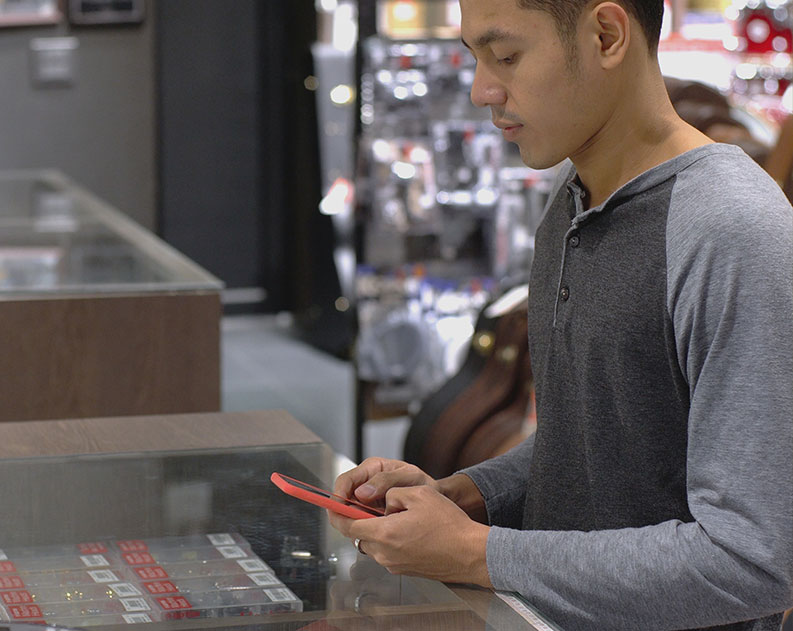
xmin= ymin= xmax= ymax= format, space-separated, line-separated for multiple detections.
xmin=348 ymin=32 xmax=551 ymax=461
xmin=306 ymin=0 xmax=793 ymax=463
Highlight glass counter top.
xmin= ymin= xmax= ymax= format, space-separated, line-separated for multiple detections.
xmin=0 ymin=170 xmax=222 ymax=296
xmin=0 ymin=441 xmax=562 ymax=631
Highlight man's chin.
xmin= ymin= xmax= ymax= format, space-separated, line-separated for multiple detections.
xmin=518 ymin=145 xmax=561 ymax=171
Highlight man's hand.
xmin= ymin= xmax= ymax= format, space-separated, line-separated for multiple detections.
xmin=332 ymin=457 xmax=488 ymax=522
xmin=332 ymin=484 xmax=492 ymax=587
xmin=327 ymin=458 xmax=491 ymax=586
xmin=332 ymin=457 xmax=439 ymax=512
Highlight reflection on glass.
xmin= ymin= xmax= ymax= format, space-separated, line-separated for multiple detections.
xmin=0 ymin=171 xmax=221 ymax=294
xmin=0 ymin=443 xmax=558 ymax=630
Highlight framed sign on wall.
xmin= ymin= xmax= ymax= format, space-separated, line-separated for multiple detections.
xmin=0 ymin=0 xmax=62 ymax=27
xmin=68 ymin=0 xmax=144 ymax=25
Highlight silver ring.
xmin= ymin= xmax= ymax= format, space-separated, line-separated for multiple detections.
xmin=353 ymin=537 xmax=366 ymax=555
xmin=353 ymin=591 xmax=374 ymax=613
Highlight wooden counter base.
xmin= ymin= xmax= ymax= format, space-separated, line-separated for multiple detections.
xmin=0 ymin=291 xmax=221 ymax=422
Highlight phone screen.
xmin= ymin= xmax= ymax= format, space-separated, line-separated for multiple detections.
xmin=271 ymin=473 xmax=384 ymax=517
xmin=287 ymin=476 xmax=382 ymax=516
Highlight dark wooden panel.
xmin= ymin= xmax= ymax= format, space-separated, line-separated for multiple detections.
xmin=0 ymin=292 xmax=221 ymax=422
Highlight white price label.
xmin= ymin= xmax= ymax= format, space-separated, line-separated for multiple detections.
xmin=111 ymin=583 xmax=142 ymax=598
xmin=249 ymin=572 xmax=279 ymax=587
xmin=122 ymin=613 xmax=153 ymax=624
xmin=265 ymin=588 xmax=297 ymax=603
xmin=88 ymin=570 xmax=119 ymax=583
xmin=80 ymin=554 xmax=109 ymax=567
xmin=237 ymin=558 xmax=267 ymax=572
xmin=217 ymin=545 xmax=247 ymax=559
xmin=207 ymin=533 xmax=235 ymax=546
xmin=121 ymin=598 xmax=151 ymax=612
xmin=0 ymin=549 xmax=7 ymax=561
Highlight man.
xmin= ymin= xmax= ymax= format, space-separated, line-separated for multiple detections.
xmin=329 ymin=1 xmax=793 ymax=629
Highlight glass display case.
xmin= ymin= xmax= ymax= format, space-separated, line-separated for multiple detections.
xmin=0 ymin=170 xmax=221 ymax=294
xmin=0 ymin=411 xmax=563 ymax=631
xmin=0 ymin=170 xmax=223 ymax=423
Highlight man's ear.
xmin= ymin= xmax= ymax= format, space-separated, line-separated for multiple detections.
xmin=583 ymin=2 xmax=631 ymax=69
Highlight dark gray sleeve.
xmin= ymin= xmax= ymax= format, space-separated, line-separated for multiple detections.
xmin=458 ymin=434 xmax=535 ymax=529
xmin=482 ymin=158 xmax=793 ymax=630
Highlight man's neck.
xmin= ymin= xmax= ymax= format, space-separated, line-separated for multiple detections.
xmin=571 ymin=73 xmax=712 ymax=210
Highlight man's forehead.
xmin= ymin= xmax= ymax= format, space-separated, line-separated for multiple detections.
xmin=460 ymin=0 xmax=545 ymax=48
xmin=461 ymin=26 xmax=520 ymax=51
xmin=459 ymin=0 xmax=515 ymax=23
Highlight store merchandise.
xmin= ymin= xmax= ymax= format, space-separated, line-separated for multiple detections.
xmin=0 ymin=534 xmax=301 ymax=626
xmin=0 ymin=568 xmax=128 ymax=590
xmin=354 ymin=36 xmax=552 ymax=416
xmin=149 ymin=587 xmax=303 ymax=621
xmin=356 ymin=265 xmax=493 ymax=406
xmin=723 ymin=0 xmax=793 ymax=123
xmin=130 ymin=558 xmax=272 ymax=581
xmin=404 ymin=288 xmax=533 ymax=477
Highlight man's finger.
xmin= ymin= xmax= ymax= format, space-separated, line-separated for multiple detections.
xmin=333 ymin=458 xmax=388 ymax=496
xmin=327 ymin=509 xmax=355 ymax=537
xmin=346 ymin=513 xmax=384 ymax=543
xmin=353 ymin=467 xmax=435 ymax=502
xmin=383 ymin=485 xmax=440 ymax=515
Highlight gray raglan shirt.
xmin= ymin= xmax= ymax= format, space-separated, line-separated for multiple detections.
xmin=461 ymin=144 xmax=793 ymax=631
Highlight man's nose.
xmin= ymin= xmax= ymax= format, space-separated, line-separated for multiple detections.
xmin=470 ymin=63 xmax=505 ymax=109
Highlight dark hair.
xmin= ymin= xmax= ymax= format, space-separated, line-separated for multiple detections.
xmin=517 ymin=0 xmax=664 ymax=55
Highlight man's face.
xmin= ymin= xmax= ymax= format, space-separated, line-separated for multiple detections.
xmin=460 ymin=0 xmax=604 ymax=169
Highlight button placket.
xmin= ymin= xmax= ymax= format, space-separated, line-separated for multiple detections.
xmin=560 ymin=222 xmax=579 ymax=304
xmin=554 ymin=184 xmax=589 ymax=327
xmin=553 ymin=219 xmax=579 ymax=326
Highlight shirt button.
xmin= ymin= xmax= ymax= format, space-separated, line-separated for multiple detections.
xmin=569 ymin=234 xmax=580 ymax=248
xmin=560 ymin=287 xmax=570 ymax=301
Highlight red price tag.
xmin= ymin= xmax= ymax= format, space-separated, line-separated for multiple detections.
xmin=1 ymin=590 xmax=32 ymax=605
xmin=0 ymin=561 xmax=17 ymax=573
xmin=117 ymin=540 xmax=149 ymax=553
xmin=123 ymin=552 xmax=156 ymax=565
xmin=78 ymin=542 xmax=108 ymax=554
xmin=9 ymin=604 xmax=43 ymax=619
xmin=134 ymin=566 xmax=168 ymax=579
xmin=164 ymin=610 xmax=201 ymax=620
xmin=156 ymin=596 xmax=192 ymax=611
xmin=144 ymin=581 xmax=178 ymax=594
xmin=0 ymin=575 xmax=24 ymax=589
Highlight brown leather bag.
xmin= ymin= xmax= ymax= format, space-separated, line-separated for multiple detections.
xmin=406 ymin=299 xmax=533 ymax=479
xmin=456 ymin=347 xmax=534 ymax=470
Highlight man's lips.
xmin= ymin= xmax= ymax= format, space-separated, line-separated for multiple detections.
xmin=494 ymin=121 xmax=523 ymax=131
xmin=494 ymin=122 xmax=523 ymax=139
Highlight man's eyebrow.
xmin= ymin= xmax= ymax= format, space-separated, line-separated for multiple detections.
xmin=461 ymin=28 xmax=519 ymax=50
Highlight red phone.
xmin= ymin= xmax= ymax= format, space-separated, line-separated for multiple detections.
xmin=270 ymin=472 xmax=384 ymax=519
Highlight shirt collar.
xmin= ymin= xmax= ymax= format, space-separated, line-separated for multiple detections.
xmin=561 ymin=143 xmax=745 ymax=221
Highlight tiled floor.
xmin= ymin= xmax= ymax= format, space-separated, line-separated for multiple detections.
xmin=221 ymin=313 xmax=409 ymax=462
